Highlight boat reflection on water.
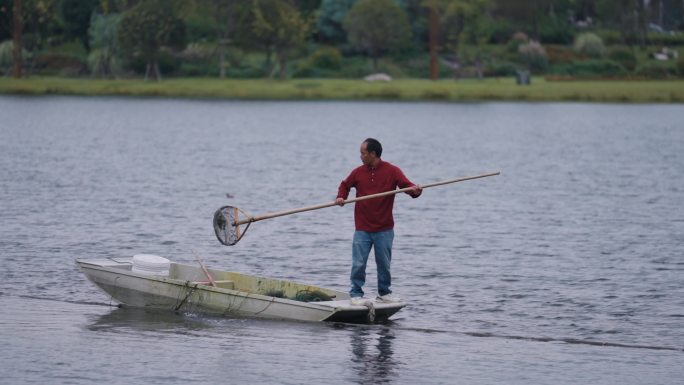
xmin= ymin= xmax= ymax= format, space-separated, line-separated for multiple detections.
xmin=87 ymin=306 xmax=215 ymax=333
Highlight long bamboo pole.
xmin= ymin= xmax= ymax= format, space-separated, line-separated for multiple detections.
xmin=233 ymin=172 xmax=500 ymax=226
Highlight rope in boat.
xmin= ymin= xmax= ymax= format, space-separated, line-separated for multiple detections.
xmin=174 ymin=281 xmax=200 ymax=312
xmin=365 ymin=302 xmax=376 ymax=323
xmin=222 ymin=291 xmax=250 ymax=317
xmin=252 ymin=296 xmax=276 ymax=316
xmin=354 ymin=299 xmax=376 ymax=323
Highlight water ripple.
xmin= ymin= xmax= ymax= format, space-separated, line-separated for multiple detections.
xmin=1 ymin=98 xmax=683 ymax=384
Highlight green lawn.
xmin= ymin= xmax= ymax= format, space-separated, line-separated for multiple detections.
xmin=1 ymin=76 xmax=682 ymax=103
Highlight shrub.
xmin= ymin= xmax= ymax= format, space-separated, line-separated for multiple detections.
xmin=88 ymin=48 xmax=122 ymax=78
xmin=32 ymin=40 xmax=88 ymax=75
xmin=647 ymin=32 xmax=684 ymax=46
xmin=545 ymin=44 xmax=586 ymax=64
xmin=293 ymin=46 xmax=343 ymax=78
xmin=225 ymin=66 xmax=264 ymax=79
xmin=127 ymin=50 xmax=180 ymax=76
xmin=174 ymin=43 xmax=218 ymax=77
xmin=537 ymin=17 xmax=574 ymax=44
xmin=574 ymin=33 xmax=605 ymax=59
xmin=88 ymin=12 xmax=123 ymax=79
xmin=635 ymin=61 xmax=678 ymax=79
xmin=594 ymin=29 xmax=622 ymax=45
xmin=677 ymin=54 xmax=684 ymax=76
xmin=33 ymin=53 xmax=86 ymax=75
xmin=179 ymin=42 xmax=214 ymax=61
xmin=402 ymin=56 xmax=429 ymax=78
xmin=375 ymin=59 xmax=405 ymax=78
xmin=336 ymin=56 xmax=372 ymax=78
xmin=178 ymin=62 xmax=215 ymax=77
xmin=45 ymin=40 xmax=88 ymax=60
xmin=184 ymin=14 xmax=218 ymax=42
xmin=607 ymin=46 xmax=637 ymax=71
xmin=485 ymin=61 xmax=518 ymax=77
xmin=307 ymin=46 xmax=343 ymax=70
xmin=482 ymin=19 xmax=516 ymax=44
xmin=0 ymin=40 xmax=31 ymax=70
xmin=571 ymin=60 xmax=626 ymax=76
xmin=518 ymin=40 xmax=548 ymax=73
xmin=292 ymin=64 xmax=317 ymax=78
xmin=0 ymin=40 xmax=12 ymax=68
xmin=506 ymin=31 xmax=529 ymax=53
xmin=548 ymin=60 xmax=626 ymax=77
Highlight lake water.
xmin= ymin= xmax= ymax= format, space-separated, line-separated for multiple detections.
xmin=0 ymin=96 xmax=682 ymax=384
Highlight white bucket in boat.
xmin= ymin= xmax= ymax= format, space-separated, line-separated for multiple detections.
xmin=132 ymin=254 xmax=170 ymax=276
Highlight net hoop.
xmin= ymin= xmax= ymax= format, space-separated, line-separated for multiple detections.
xmin=213 ymin=206 xmax=252 ymax=246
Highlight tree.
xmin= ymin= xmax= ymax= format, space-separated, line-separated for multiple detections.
xmin=88 ymin=12 xmax=121 ymax=78
xmin=197 ymin=0 xmax=250 ymax=78
xmin=13 ymin=0 xmax=21 ymax=78
xmin=491 ymin=0 xmax=564 ymax=41
xmin=16 ymin=0 xmax=58 ymax=51
xmin=294 ymin=0 xmax=322 ymax=16
xmin=316 ymin=0 xmax=357 ymax=43
xmin=343 ymin=0 xmax=412 ymax=72
xmin=423 ymin=0 xmax=439 ymax=79
xmin=595 ymin=0 xmax=648 ymax=46
xmin=251 ymin=0 xmax=312 ymax=79
xmin=233 ymin=0 xmax=311 ymax=79
xmin=422 ymin=0 xmax=491 ymax=79
xmin=2 ymin=0 xmax=60 ymax=77
xmin=61 ymin=0 xmax=99 ymax=49
xmin=183 ymin=0 xmax=242 ymax=78
xmin=117 ymin=0 xmax=186 ymax=80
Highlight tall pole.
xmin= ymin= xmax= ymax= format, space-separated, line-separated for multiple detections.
xmin=13 ymin=0 xmax=22 ymax=78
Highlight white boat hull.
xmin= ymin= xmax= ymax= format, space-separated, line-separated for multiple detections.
xmin=76 ymin=258 xmax=405 ymax=323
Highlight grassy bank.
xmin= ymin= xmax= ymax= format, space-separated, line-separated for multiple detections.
xmin=1 ymin=77 xmax=682 ymax=103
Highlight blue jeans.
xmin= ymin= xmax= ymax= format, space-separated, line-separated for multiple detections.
xmin=350 ymin=229 xmax=394 ymax=298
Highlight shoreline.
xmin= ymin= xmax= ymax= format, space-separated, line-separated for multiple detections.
xmin=1 ymin=77 xmax=682 ymax=103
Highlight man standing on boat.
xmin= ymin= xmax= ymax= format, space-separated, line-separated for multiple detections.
xmin=336 ymin=138 xmax=422 ymax=305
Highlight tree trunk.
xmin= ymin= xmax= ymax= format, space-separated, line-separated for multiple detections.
xmin=265 ymin=50 xmax=273 ymax=78
xmin=219 ymin=37 xmax=228 ymax=79
xmin=636 ymin=0 xmax=647 ymax=48
xmin=13 ymin=0 xmax=22 ymax=78
xmin=144 ymin=61 xmax=162 ymax=81
xmin=277 ymin=52 xmax=287 ymax=80
xmin=429 ymin=7 xmax=439 ymax=80
xmin=372 ymin=48 xmax=378 ymax=73
xmin=219 ymin=47 xmax=226 ymax=78
xmin=154 ymin=61 xmax=162 ymax=81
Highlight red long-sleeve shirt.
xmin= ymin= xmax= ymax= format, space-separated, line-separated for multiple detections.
xmin=337 ymin=160 xmax=419 ymax=232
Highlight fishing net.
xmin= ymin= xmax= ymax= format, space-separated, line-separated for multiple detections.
xmin=261 ymin=289 xmax=333 ymax=302
xmin=213 ymin=206 xmax=252 ymax=246
xmin=294 ymin=289 xmax=333 ymax=302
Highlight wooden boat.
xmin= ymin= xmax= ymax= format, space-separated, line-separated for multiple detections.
xmin=76 ymin=257 xmax=405 ymax=323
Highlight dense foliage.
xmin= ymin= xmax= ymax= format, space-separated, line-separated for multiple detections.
xmin=343 ymin=0 xmax=412 ymax=71
xmin=1 ymin=0 xmax=683 ymax=79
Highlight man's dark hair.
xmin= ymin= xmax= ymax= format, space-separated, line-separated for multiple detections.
xmin=364 ymin=138 xmax=382 ymax=158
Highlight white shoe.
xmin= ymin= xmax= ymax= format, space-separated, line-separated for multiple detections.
xmin=376 ymin=294 xmax=402 ymax=303
xmin=350 ymin=297 xmax=368 ymax=306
